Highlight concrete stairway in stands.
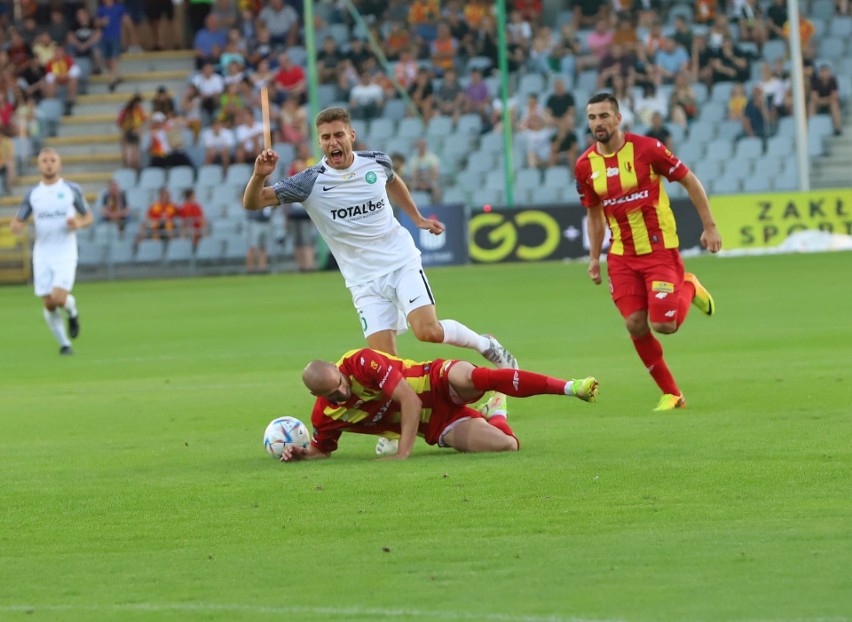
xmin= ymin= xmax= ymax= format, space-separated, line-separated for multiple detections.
xmin=1 ymin=50 xmax=194 ymax=214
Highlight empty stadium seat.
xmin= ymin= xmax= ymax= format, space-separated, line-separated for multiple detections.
xmin=135 ymin=239 xmax=165 ymax=263
xmin=735 ymin=137 xmax=764 ymax=159
xmin=112 ymin=168 xmax=137 ymax=191
xmin=165 ymin=238 xmax=194 ymax=263
xmin=138 ymin=167 xmax=167 ymax=192
xmin=194 ymin=237 xmax=224 ymax=261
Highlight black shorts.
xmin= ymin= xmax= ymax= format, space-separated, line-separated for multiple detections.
xmin=145 ymin=0 xmax=175 ymax=21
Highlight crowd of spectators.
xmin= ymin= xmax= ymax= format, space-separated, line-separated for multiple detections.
xmin=0 ymin=0 xmax=847 ymax=207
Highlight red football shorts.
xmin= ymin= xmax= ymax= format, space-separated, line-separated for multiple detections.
xmin=424 ymin=359 xmax=486 ymax=446
xmin=606 ymin=248 xmax=685 ymax=323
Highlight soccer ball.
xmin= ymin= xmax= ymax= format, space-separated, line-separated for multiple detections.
xmin=263 ymin=416 xmax=311 ymax=459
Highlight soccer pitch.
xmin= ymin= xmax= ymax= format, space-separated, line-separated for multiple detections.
xmin=1 ymin=253 xmax=850 ymax=622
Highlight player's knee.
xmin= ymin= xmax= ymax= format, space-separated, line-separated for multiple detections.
xmin=498 ymin=435 xmax=520 ymax=452
xmin=651 ymin=321 xmax=678 ymax=335
xmin=411 ymin=322 xmax=443 ymax=343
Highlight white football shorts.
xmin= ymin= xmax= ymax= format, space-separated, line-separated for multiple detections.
xmin=350 ymin=261 xmax=436 ymax=337
xmin=33 ymin=252 xmax=77 ymax=297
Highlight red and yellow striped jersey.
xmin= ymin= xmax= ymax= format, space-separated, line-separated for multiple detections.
xmin=575 ymin=133 xmax=689 ymax=256
xmin=309 ymin=349 xmax=444 ymax=454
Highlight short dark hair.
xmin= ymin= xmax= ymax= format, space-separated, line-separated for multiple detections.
xmin=587 ymin=92 xmax=620 ymax=113
xmin=315 ymin=107 xmax=351 ymax=128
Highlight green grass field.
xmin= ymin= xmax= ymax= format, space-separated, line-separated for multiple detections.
xmin=1 ymin=253 xmax=850 ymax=622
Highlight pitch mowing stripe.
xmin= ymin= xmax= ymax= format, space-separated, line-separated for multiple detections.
xmin=0 ymin=603 xmax=623 ymax=622
xmin=0 ymin=605 xmax=847 ymax=622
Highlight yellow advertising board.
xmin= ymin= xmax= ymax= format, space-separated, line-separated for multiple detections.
xmin=0 ymin=216 xmax=30 ymax=283
xmin=714 ymin=189 xmax=852 ymax=249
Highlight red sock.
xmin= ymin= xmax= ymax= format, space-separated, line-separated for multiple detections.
xmin=631 ymin=332 xmax=680 ymax=395
xmin=677 ymin=280 xmax=696 ymax=329
xmin=487 ymin=415 xmax=519 ymax=449
xmin=470 ymin=367 xmax=566 ymax=397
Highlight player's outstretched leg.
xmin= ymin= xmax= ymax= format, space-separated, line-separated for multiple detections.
xmin=653 ymin=394 xmax=686 ymax=411
xmin=684 ymin=273 xmax=715 ymax=316
xmin=480 ymin=334 xmax=518 ymax=369
xmin=470 ymin=368 xmax=599 ymax=402
xmin=437 ymin=319 xmax=519 ymax=369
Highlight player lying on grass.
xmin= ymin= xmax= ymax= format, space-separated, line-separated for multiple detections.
xmin=280 ymin=348 xmax=600 ymax=462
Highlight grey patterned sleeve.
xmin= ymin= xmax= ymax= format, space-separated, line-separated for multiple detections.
xmin=15 ymin=188 xmax=34 ymax=221
xmin=272 ymin=165 xmax=321 ymax=204
xmin=69 ymin=182 xmax=90 ymax=215
xmin=359 ymin=150 xmax=395 ymax=183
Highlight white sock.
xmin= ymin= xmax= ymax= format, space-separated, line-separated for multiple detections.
xmin=63 ymin=293 xmax=77 ymax=318
xmin=564 ymin=381 xmax=574 ymax=396
xmin=440 ymin=319 xmax=490 ymax=352
xmin=44 ymin=308 xmax=70 ymax=347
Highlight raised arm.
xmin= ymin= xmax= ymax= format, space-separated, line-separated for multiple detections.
xmin=243 ymin=148 xmax=281 ymax=211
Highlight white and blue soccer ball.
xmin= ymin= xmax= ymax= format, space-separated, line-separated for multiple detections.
xmin=263 ymin=416 xmax=310 ymax=458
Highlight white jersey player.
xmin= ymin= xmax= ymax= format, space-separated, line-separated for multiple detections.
xmin=11 ymin=148 xmax=92 ymax=355
xmin=244 ymin=107 xmax=518 ymax=367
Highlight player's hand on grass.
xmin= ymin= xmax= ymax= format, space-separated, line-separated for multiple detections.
xmin=588 ymin=258 xmax=602 ymax=284
xmin=254 ymin=149 xmax=279 ymax=178
xmin=279 ymin=445 xmax=308 ymax=462
xmin=700 ymin=225 xmax=722 ymax=254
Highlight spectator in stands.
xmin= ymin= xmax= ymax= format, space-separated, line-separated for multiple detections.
xmin=179 ymin=189 xmax=207 ymax=248
xmin=192 ymin=62 xmax=225 ymax=124
xmin=202 ymin=116 xmax=235 ymax=170
xmin=349 ymin=71 xmax=385 ymax=121
xmin=710 ymin=38 xmax=750 ymax=85
xmin=694 ymin=0 xmax=719 ymax=24
xmin=548 ymin=114 xmax=579 ymax=169
xmin=245 ymin=205 xmax=275 ymax=273
xmin=144 ymin=0 xmax=176 ymax=51
xmin=611 ymin=12 xmax=638 ymax=49
xmin=317 ymin=36 xmax=343 ymax=85
xmin=408 ymin=0 xmax=441 ymax=42
xmin=384 ymin=21 xmax=411 ymax=61
xmin=68 ymin=7 xmax=104 ymax=79
xmin=249 ymin=58 xmax=275 ymax=95
xmin=0 ymin=131 xmax=16 ymax=195
xmin=98 ymin=179 xmax=130 ymax=234
xmin=234 ymin=107 xmax=264 ymax=164
xmin=765 ymin=0 xmax=787 ymax=40
xmin=518 ymin=93 xmax=545 ymax=130
xmin=808 ymin=64 xmax=843 ymax=136
xmin=0 ymin=93 xmax=14 ymax=137
xmin=344 ymin=38 xmax=373 ymax=76
xmin=95 ymin=0 xmax=124 ymax=92
xmin=553 ymin=23 xmax=581 ymax=78
xmin=152 ymin=85 xmax=177 ymax=116
xmin=18 ymin=17 xmax=41 ymax=47
xmin=671 ymin=15 xmax=694 ymax=52
xmin=273 ymin=52 xmax=307 ymax=106
xmin=408 ymin=67 xmax=435 ymax=121
xmin=246 ymin=26 xmax=274 ymax=71
xmin=579 ymin=18 xmax=614 ymax=72
xmin=783 ymin=15 xmax=814 ymax=45
xmin=278 ymin=96 xmax=308 ymax=145
xmin=741 ymin=84 xmax=768 ymax=140
xmin=434 ymin=67 xmax=466 ymax=122
xmin=669 ymin=70 xmax=698 ymax=128
xmin=14 ymin=93 xmax=40 ymax=144
xmin=736 ymin=0 xmax=767 ymax=51
xmin=136 ymin=187 xmax=179 ymax=245
xmin=727 ymin=82 xmax=748 ymax=122
xmin=520 ymin=113 xmax=553 ymax=169
xmin=645 ymin=111 xmax=673 ymax=149
xmin=180 ymin=83 xmax=203 ymax=142
xmin=635 ymin=83 xmax=668 ymax=127
xmin=390 ymin=152 xmax=408 ymax=183
xmin=643 ymin=20 xmax=667 ymax=56
xmin=408 ymin=138 xmax=442 ymax=203
xmin=193 ymin=13 xmax=228 ymax=70
xmin=691 ymin=33 xmax=715 ymax=89
xmin=282 ymin=157 xmax=316 ymax=272
xmin=188 ymin=0 xmax=215 ymax=36
xmin=597 ymin=43 xmax=632 ymax=90
xmin=607 ymin=73 xmax=636 ymax=130
xmin=431 ymin=23 xmax=459 ymax=77
xmin=117 ymin=94 xmax=146 ymax=170
xmin=393 ymin=48 xmax=419 ymax=91
xmin=762 ymin=59 xmax=792 ymax=124
xmin=707 ymin=14 xmax=730 ymax=50
xmin=211 ymin=0 xmax=239 ymax=30
xmin=655 ymin=37 xmax=690 ymax=85
xmin=463 ymin=67 xmax=490 ymax=122
xmin=259 ymin=0 xmax=300 ymax=48
xmin=217 ymin=81 xmax=246 ymax=127
xmin=572 ymin=0 xmax=608 ymax=29
xmin=220 ymin=34 xmax=247 ymax=80
xmin=18 ymin=55 xmax=46 ymax=103
xmin=122 ymin=0 xmax=144 ymax=52
xmin=43 ymin=47 xmax=81 ymax=116
xmin=148 ymin=111 xmax=194 ymax=169
xmin=7 ymin=29 xmax=33 ymax=74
